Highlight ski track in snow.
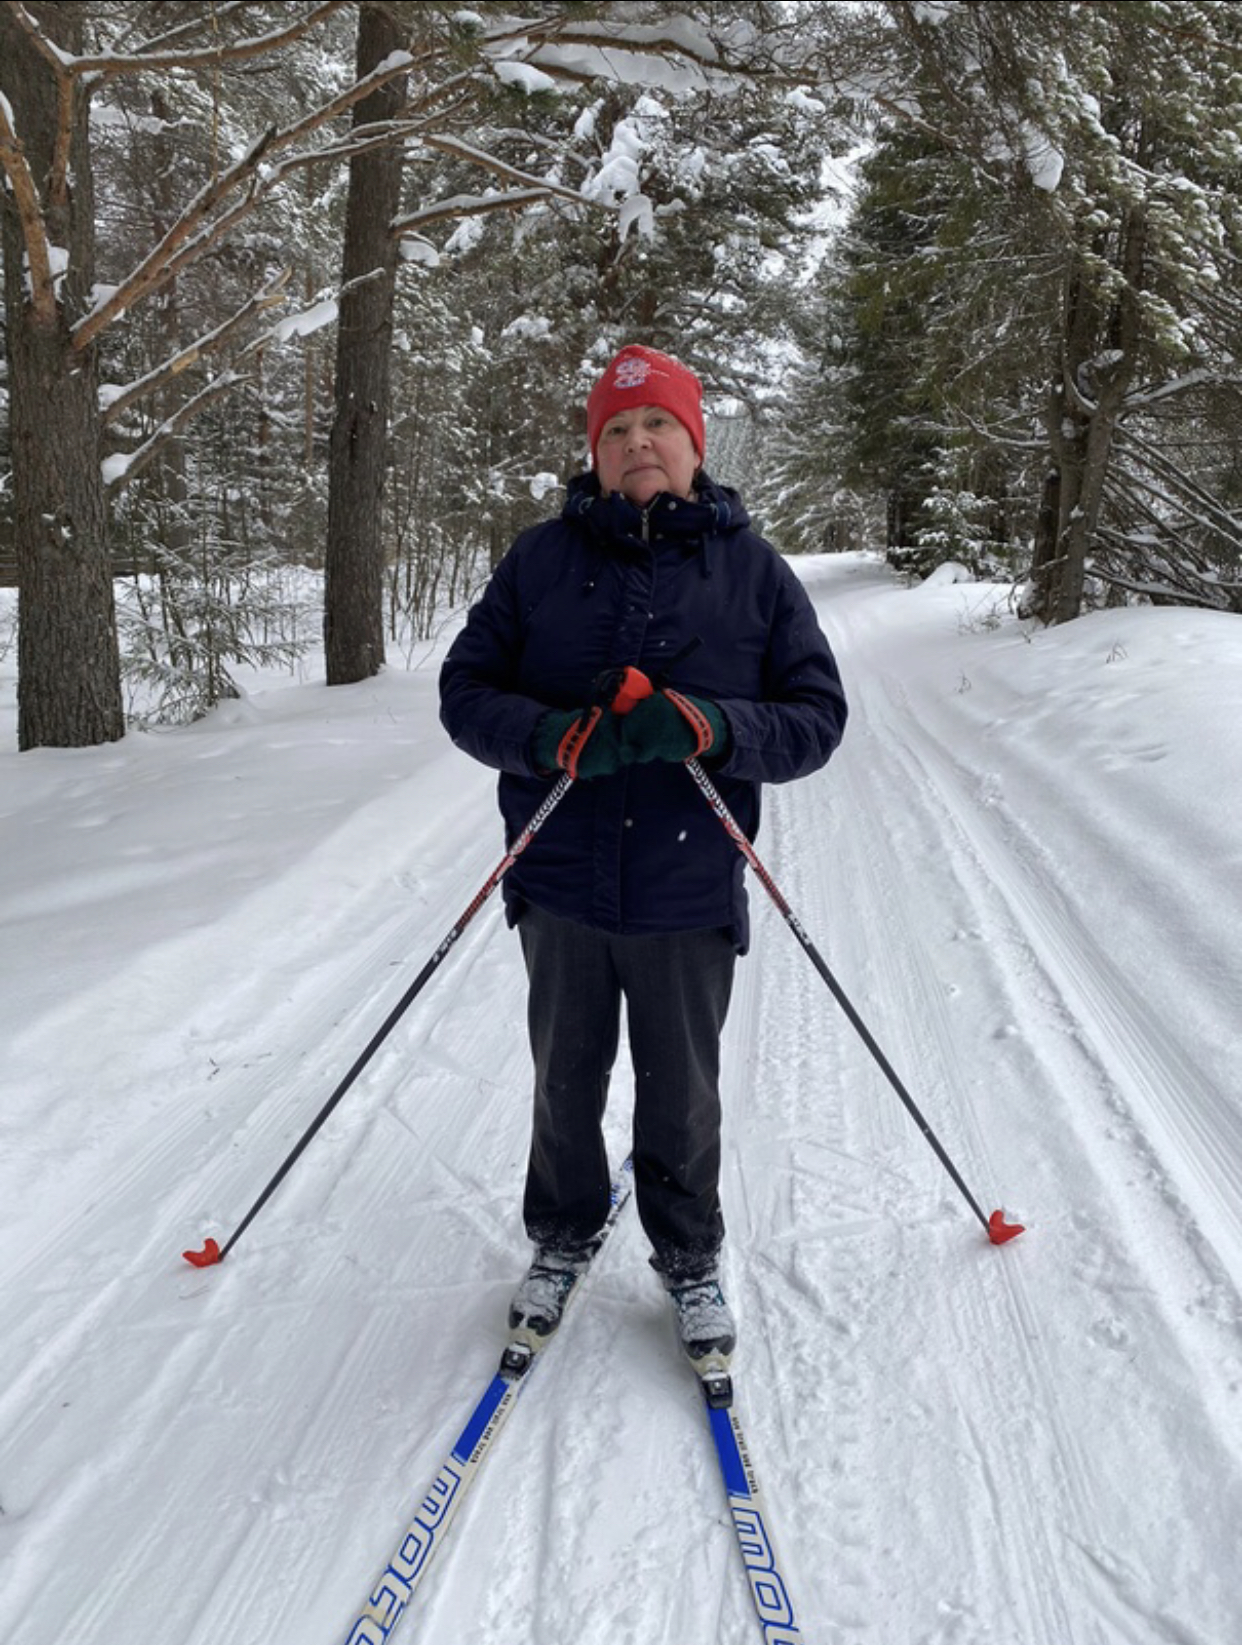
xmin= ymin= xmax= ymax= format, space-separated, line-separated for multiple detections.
xmin=2 ymin=558 xmax=1241 ymax=1645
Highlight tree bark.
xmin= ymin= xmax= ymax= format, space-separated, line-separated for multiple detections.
xmin=0 ymin=5 xmax=123 ymax=748
xmin=323 ymin=2 xmax=407 ymax=685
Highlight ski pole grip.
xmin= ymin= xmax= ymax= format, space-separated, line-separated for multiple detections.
xmin=609 ymin=666 xmax=654 ymax=717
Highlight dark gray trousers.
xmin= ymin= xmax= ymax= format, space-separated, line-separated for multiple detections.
xmin=518 ymin=904 xmax=737 ymax=1281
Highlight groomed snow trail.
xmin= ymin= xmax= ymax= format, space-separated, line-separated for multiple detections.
xmin=1 ymin=557 xmax=1240 ymax=1645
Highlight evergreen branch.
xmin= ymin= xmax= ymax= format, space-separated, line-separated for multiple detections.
xmin=101 ymin=271 xmax=292 ymax=426
xmin=513 ymin=21 xmax=726 ymax=72
xmin=1077 ymin=0 xmax=1242 ymax=62
xmin=1113 ymin=424 xmax=1242 ymax=538
xmin=489 ymin=56 xmax=596 ymax=91
xmin=487 ymin=14 xmax=846 ymax=98
xmin=0 ymin=87 xmax=56 ymax=324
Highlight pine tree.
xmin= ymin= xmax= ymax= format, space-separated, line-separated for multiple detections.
xmin=868 ymin=0 xmax=1242 ymax=619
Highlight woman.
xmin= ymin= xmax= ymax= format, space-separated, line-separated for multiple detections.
xmin=439 ymin=345 xmax=848 ymax=1373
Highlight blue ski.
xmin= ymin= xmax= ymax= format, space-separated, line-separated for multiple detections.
xmin=341 ymin=1157 xmax=634 ymax=1644
xmin=704 ymin=1380 xmax=805 ymax=1642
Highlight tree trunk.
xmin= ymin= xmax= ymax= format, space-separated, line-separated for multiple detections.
xmin=0 ymin=5 xmax=123 ymax=748
xmin=149 ymin=90 xmax=193 ymax=567
xmin=1056 ymin=377 xmax=1127 ymax=623
xmin=1026 ymin=463 xmax=1061 ymax=615
xmin=323 ymin=3 xmax=407 ymax=685
xmin=1034 ymin=194 xmax=1146 ymax=625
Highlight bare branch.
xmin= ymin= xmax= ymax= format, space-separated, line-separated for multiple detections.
xmin=1112 ymin=427 xmax=1242 ymax=544
xmin=72 ymin=36 xmax=420 ymax=353
xmin=394 ymin=187 xmax=558 ymax=236
xmin=102 ymin=270 xmax=291 ymax=426
xmin=105 ymin=374 xmax=251 ymax=497
xmin=3 ymin=2 xmax=70 ymax=73
xmin=126 ymin=1 xmax=254 ymax=56
xmin=399 ymin=67 xmax=483 ymax=121
xmin=4 ymin=3 xmax=78 ymax=212
xmin=0 ymin=87 xmax=56 ymax=324
xmin=56 ymin=1 xmax=352 ymax=78
xmin=418 ymin=132 xmax=596 ymax=210
xmin=1121 ymin=368 xmax=1231 ymax=414
xmin=49 ymin=57 xmax=77 ymax=213
xmin=236 ymin=265 xmax=401 ymax=363
xmin=73 ymin=124 xmax=282 ymax=351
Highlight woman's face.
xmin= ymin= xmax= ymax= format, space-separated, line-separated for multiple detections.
xmin=594 ymin=404 xmax=699 ymax=506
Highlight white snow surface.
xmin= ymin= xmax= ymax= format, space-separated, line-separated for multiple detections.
xmin=2 ymin=553 xmax=1241 ymax=1644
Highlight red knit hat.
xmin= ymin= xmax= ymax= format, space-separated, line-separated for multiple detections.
xmin=586 ymin=345 xmax=705 ymax=466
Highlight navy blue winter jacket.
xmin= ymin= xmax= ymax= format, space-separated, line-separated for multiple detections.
xmin=438 ymin=472 xmax=847 ymax=951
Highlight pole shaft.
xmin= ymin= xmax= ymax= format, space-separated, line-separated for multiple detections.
xmin=214 ymin=773 xmax=574 ymax=1261
xmin=684 ymin=759 xmax=990 ymax=1232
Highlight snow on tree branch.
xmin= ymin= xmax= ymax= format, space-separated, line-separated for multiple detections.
xmin=1122 ymin=368 xmax=1233 ymax=414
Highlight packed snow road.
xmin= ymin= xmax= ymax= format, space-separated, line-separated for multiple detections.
xmin=1 ymin=553 xmax=1240 ymax=1644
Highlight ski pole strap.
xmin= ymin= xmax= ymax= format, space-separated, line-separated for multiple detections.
xmin=664 ymin=689 xmax=718 ymax=758
xmin=555 ymin=705 xmax=603 ymax=777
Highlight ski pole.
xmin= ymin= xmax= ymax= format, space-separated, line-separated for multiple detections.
xmin=183 ymin=770 xmax=576 ymax=1267
xmin=608 ymin=665 xmax=1023 ymax=1246
xmin=687 ymin=755 xmax=1023 ymax=1244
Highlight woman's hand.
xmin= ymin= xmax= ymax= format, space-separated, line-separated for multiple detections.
xmin=533 ymin=707 xmax=627 ymax=779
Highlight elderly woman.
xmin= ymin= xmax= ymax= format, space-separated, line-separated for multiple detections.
xmin=439 ymin=345 xmax=848 ymax=1375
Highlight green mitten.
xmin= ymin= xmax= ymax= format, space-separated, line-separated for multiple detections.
xmin=532 ymin=708 xmax=625 ymax=779
xmin=619 ymin=690 xmax=726 ymax=765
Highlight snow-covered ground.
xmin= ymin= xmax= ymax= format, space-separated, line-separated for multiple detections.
xmin=2 ymin=553 xmax=1240 ymax=1645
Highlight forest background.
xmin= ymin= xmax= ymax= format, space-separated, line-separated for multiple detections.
xmin=2 ymin=0 xmax=1241 ymax=752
